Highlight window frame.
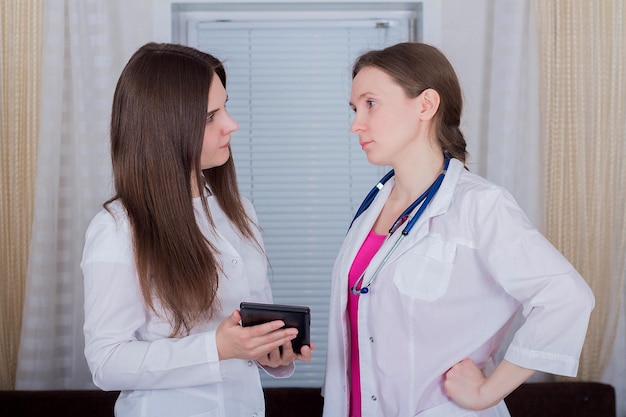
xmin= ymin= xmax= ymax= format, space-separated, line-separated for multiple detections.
xmin=153 ymin=0 xmax=443 ymax=47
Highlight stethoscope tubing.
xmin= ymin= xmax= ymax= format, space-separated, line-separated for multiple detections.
xmin=350 ymin=234 xmax=405 ymax=295
xmin=349 ymin=155 xmax=450 ymax=295
xmin=348 ymin=169 xmax=395 ymax=231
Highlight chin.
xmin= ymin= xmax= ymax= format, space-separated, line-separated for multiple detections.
xmin=203 ymin=152 xmax=231 ymax=170
xmin=365 ymin=154 xmax=388 ymax=167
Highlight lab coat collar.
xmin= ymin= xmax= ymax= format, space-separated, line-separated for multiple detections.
xmin=425 ymin=157 xmax=463 ymax=219
xmin=343 ymin=158 xmax=464 ymax=282
xmin=385 ymin=157 xmax=463 ymax=261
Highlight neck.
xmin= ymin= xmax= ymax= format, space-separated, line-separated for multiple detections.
xmin=390 ymin=147 xmax=445 ymax=204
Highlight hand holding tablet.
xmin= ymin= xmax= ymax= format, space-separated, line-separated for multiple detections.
xmin=240 ymin=302 xmax=311 ymax=354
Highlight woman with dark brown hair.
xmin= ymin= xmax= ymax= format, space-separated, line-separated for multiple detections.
xmin=322 ymin=42 xmax=594 ymax=417
xmin=81 ymin=42 xmax=311 ymax=417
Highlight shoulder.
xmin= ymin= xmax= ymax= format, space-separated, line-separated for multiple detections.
xmin=239 ymin=194 xmax=259 ymax=221
xmin=82 ymin=200 xmax=133 ymax=265
xmin=444 ymin=168 xmax=534 ymax=234
xmin=87 ymin=200 xmax=129 ymax=234
xmin=455 ymin=169 xmax=519 ymax=209
xmin=441 ymin=159 xmax=512 ymax=209
xmin=458 ymin=168 xmax=502 ymax=195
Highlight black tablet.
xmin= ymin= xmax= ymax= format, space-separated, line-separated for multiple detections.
xmin=239 ymin=302 xmax=311 ymax=354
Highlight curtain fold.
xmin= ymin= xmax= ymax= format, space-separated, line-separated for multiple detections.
xmin=0 ymin=0 xmax=43 ymax=390
xmin=483 ymin=0 xmax=542 ymax=227
xmin=15 ymin=0 xmax=151 ymax=389
xmin=534 ymin=0 xmax=626 ymax=389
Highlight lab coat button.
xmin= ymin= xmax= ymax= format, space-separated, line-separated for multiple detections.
xmin=232 ymin=258 xmax=238 ymax=265
xmin=369 ymin=336 xmax=374 ymax=343
xmin=371 ymin=395 xmax=377 ymax=401
xmin=252 ymin=413 xmax=258 ymax=417
xmin=247 ymin=360 xmax=253 ymax=366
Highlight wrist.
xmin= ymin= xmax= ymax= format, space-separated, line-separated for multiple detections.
xmin=214 ymin=329 xmax=230 ymax=361
xmin=475 ymin=382 xmax=501 ymax=411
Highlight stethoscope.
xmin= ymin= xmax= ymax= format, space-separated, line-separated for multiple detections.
xmin=349 ymin=154 xmax=451 ymax=296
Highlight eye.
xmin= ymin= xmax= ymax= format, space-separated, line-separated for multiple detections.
xmin=366 ymin=100 xmax=376 ymax=108
xmin=206 ymin=111 xmax=216 ymax=123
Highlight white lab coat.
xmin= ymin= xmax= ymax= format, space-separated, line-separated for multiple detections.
xmin=322 ymin=158 xmax=595 ymax=417
xmin=82 ymin=191 xmax=293 ymax=417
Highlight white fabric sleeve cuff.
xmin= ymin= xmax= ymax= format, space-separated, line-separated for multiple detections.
xmin=504 ymin=344 xmax=579 ymax=377
xmin=258 ymin=362 xmax=295 ymax=378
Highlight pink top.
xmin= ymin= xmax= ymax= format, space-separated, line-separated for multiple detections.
xmin=347 ymin=229 xmax=386 ymax=417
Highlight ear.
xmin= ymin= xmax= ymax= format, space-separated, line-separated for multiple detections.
xmin=418 ymin=88 xmax=440 ymax=121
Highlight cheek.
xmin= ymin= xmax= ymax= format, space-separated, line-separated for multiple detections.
xmin=199 ymin=126 xmax=230 ymax=169
xmin=202 ymin=126 xmax=217 ymax=150
xmin=200 ymin=132 xmax=215 ymax=161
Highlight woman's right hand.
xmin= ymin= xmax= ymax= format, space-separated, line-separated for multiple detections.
xmin=215 ymin=310 xmax=298 ymax=361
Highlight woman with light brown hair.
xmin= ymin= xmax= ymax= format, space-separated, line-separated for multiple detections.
xmin=323 ymin=42 xmax=594 ymax=417
xmin=81 ymin=42 xmax=311 ymax=417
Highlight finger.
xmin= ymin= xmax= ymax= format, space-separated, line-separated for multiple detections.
xmin=256 ymin=355 xmax=269 ymax=367
xmin=254 ymin=327 xmax=298 ymax=348
xmin=295 ymin=344 xmax=313 ymax=362
xmin=222 ymin=310 xmax=242 ymax=328
xmin=266 ymin=347 xmax=282 ymax=366
xmin=248 ymin=320 xmax=288 ymax=336
xmin=269 ymin=331 xmax=298 ymax=352
xmin=232 ymin=309 xmax=242 ymax=324
xmin=279 ymin=341 xmax=296 ymax=363
xmin=246 ymin=330 xmax=297 ymax=359
xmin=281 ymin=340 xmax=294 ymax=355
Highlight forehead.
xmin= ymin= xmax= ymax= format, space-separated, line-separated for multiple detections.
xmin=350 ymin=66 xmax=401 ymax=98
xmin=208 ymin=72 xmax=226 ymax=102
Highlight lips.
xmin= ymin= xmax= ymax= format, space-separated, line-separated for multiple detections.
xmin=360 ymin=140 xmax=373 ymax=149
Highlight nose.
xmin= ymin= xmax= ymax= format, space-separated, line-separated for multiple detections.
xmin=224 ymin=111 xmax=239 ymax=134
xmin=350 ymin=112 xmax=365 ymax=134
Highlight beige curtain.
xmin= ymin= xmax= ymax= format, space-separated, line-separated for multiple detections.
xmin=534 ymin=0 xmax=626 ymax=381
xmin=0 ymin=0 xmax=43 ymax=389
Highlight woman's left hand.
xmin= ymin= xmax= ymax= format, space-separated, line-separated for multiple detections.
xmin=256 ymin=342 xmax=315 ymax=368
xmin=443 ymin=358 xmax=490 ymax=411
xmin=444 ymin=358 xmax=535 ymax=411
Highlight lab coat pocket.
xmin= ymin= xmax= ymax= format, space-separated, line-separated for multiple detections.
xmin=393 ymin=237 xmax=456 ymax=301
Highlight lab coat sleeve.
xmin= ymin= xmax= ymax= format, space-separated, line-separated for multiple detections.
xmin=82 ymin=211 xmax=225 ymax=391
xmin=473 ymin=187 xmax=594 ymax=377
xmin=259 ymin=362 xmax=295 ymax=378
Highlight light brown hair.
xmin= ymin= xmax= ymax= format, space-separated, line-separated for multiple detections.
xmin=352 ymin=42 xmax=468 ymax=163
xmin=107 ymin=42 xmax=258 ymax=336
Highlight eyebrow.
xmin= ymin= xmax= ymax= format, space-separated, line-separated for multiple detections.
xmin=207 ymin=96 xmax=229 ymax=115
xmin=349 ymin=92 xmax=374 ymax=107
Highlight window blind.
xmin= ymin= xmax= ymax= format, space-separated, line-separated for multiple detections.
xmin=191 ymin=19 xmax=409 ymax=387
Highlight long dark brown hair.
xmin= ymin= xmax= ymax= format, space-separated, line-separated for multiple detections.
xmin=353 ymin=42 xmax=468 ymax=163
xmin=107 ymin=42 xmax=258 ymax=336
